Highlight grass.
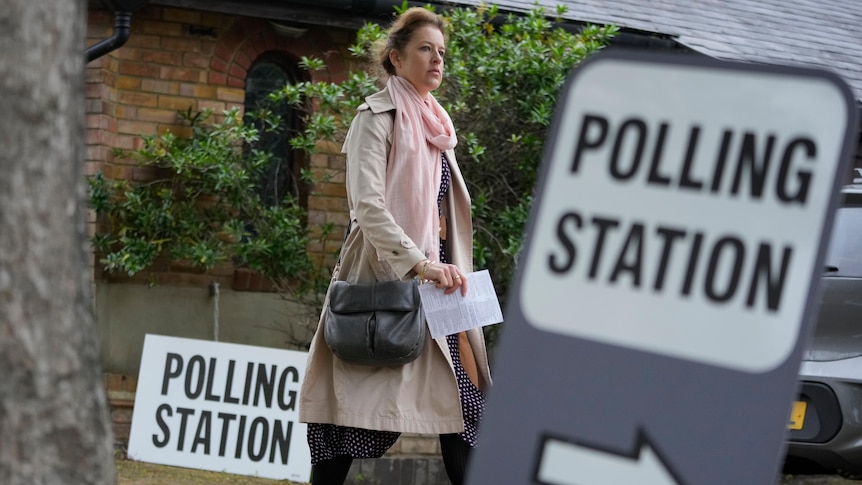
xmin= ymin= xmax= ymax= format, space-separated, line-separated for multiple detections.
xmin=115 ymin=457 xmax=301 ymax=485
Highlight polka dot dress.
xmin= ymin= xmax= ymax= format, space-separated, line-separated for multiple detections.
xmin=307 ymin=155 xmax=486 ymax=464
xmin=307 ymin=424 xmax=399 ymax=463
xmin=439 ymin=156 xmax=485 ymax=448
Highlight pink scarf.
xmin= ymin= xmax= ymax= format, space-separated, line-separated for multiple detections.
xmin=385 ymin=75 xmax=457 ymax=263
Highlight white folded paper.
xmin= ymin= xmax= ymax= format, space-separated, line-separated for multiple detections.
xmin=418 ymin=269 xmax=504 ymax=338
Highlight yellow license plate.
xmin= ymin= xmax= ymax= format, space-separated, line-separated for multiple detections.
xmin=788 ymin=401 xmax=807 ymax=430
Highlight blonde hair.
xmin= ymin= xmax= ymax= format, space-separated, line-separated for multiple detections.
xmin=374 ymin=7 xmax=448 ymax=77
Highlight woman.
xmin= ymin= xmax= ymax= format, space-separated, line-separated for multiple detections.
xmin=298 ymin=7 xmax=492 ymax=485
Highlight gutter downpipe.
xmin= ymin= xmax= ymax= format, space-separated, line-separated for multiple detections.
xmin=86 ymin=10 xmax=133 ymax=63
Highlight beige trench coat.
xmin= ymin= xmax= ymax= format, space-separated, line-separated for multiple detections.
xmin=298 ymin=87 xmax=492 ymax=434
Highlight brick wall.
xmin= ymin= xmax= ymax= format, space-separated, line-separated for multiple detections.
xmin=86 ymin=4 xmax=353 ymax=289
xmin=104 ymin=373 xmax=137 ymax=444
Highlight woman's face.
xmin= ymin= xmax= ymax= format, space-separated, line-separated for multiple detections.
xmin=390 ymin=25 xmax=445 ymax=97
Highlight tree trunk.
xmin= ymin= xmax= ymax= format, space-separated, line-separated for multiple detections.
xmin=0 ymin=1 xmax=115 ymax=484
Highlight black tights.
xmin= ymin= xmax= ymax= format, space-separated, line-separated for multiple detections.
xmin=310 ymin=434 xmax=471 ymax=485
xmin=439 ymin=433 xmax=472 ymax=485
xmin=311 ymin=454 xmax=353 ymax=485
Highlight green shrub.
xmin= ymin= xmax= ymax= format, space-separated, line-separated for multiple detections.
xmin=88 ymin=108 xmax=327 ymax=293
xmin=442 ymin=6 xmax=616 ymax=299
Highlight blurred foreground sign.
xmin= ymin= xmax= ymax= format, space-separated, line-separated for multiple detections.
xmin=467 ymin=51 xmax=857 ymax=484
xmin=127 ymin=335 xmax=311 ymax=483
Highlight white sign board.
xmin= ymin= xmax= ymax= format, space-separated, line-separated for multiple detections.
xmin=127 ymin=335 xmax=311 ymax=482
xmin=520 ymin=57 xmax=851 ymax=373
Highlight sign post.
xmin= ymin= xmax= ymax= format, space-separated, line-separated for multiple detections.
xmin=467 ymin=52 xmax=857 ymax=484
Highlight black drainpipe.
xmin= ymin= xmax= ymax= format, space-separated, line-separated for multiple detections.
xmin=86 ymin=0 xmax=151 ymax=63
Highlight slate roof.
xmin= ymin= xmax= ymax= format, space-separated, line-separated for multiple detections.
xmin=477 ymin=0 xmax=862 ymax=102
xmin=147 ymin=0 xmax=862 ymax=103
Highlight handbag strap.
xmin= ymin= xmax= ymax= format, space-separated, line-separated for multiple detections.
xmin=334 ymin=218 xmax=356 ymax=271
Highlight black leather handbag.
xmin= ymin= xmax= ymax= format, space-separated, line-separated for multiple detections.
xmin=324 ymin=279 xmax=426 ymax=366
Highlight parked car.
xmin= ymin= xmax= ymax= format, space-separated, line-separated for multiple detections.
xmin=785 ymin=184 xmax=862 ymax=478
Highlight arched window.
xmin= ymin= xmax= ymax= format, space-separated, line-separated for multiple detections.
xmin=244 ymin=56 xmax=304 ymax=207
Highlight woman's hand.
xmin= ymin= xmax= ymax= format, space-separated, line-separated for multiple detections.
xmin=414 ymin=260 xmax=467 ymax=296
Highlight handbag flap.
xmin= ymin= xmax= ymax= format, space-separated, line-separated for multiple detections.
xmin=329 ymin=280 xmax=421 ymax=313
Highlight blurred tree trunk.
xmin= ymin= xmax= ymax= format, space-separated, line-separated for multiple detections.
xmin=0 ymin=1 xmax=115 ymax=484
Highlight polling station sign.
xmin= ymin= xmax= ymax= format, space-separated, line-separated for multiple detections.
xmin=127 ymin=335 xmax=311 ymax=482
xmin=467 ymin=52 xmax=857 ymax=484
xmin=519 ymin=55 xmax=849 ymax=373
